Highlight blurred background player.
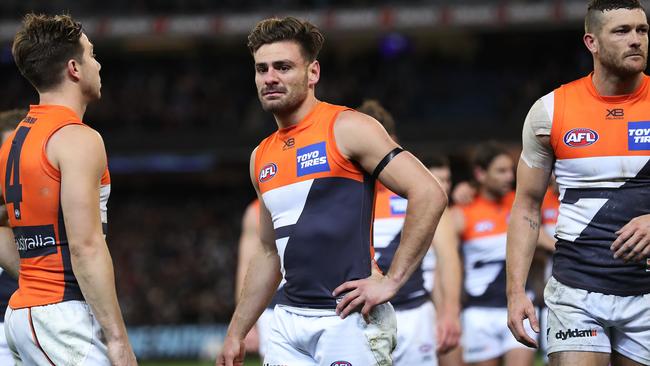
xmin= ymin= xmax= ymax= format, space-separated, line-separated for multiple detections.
xmin=0 ymin=14 xmax=136 ymax=365
xmin=538 ymin=179 xmax=560 ymax=365
xmin=451 ymin=141 xmax=536 ymax=366
xmin=218 ymin=16 xmax=447 ymax=366
xmin=358 ymin=99 xmax=462 ymax=366
xmin=0 ymin=109 xmax=23 ymax=365
xmin=507 ymin=1 xmax=650 ymax=365
xmin=427 ymin=155 xmax=464 ymax=366
xmin=235 ymin=198 xmax=279 ymax=357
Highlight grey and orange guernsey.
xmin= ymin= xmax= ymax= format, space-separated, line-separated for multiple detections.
xmin=255 ymin=102 xmax=396 ymax=366
xmin=254 ymin=101 xmax=376 ymax=309
xmin=374 ymin=182 xmax=434 ymax=310
xmin=458 ymin=192 xmax=538 ymax=363
xmin=524 ymin=74 xmax=650 ymax=363
xmin=544 ymin=74 xmax=650 ymax=296
xmin=374 ymin=181 xmax=437 ymax=366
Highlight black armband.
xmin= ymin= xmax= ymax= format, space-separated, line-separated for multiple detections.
xmin=372 ymin=147 xmax=404 ymax=180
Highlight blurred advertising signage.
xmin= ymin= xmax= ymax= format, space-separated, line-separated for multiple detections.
xmin=128 ymin=324 xmax=227 ymax=360
xmin=0 ymin=2 xmax=586 ymax=41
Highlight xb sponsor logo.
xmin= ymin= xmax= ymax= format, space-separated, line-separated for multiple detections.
xmin=259 ymin=163 xmax=278 ymax=182
xmin=606 ymin=108 xmax=624 ymax=119
xmin=563 ymin=128 xmax=598 ymax=147
xmin=555 ymin=328 xmax=597 ymax=340
xmin=282 ymin=137 xmax=295 ymax=150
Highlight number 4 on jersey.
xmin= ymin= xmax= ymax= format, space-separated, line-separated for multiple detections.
xmin=4 ymin=126 xmax=31 ymax=220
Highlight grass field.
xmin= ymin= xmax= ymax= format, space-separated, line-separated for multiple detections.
xmin=141 ymin=354 xmax=546 ymax=365
xmin=141 ymin=355 xmax=262 ymax=366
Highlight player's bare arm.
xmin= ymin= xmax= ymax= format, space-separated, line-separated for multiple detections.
xmin=432 ymin=208 xmax=462 ymax=354
xmin=218 ymin=148 xmax=282 ymax=366
xmin=234 ymin=201 xmax=262 ymax=353
xmin=0 ymin=196 xmax=19 ymax=279
xmin=236 ymin=202 xmax=261 ymax=301
xmin=51 ymin=125 xmax=137 ymax=366
xmin=332 ymin=110 xmax=447 ymax=320
xmin=506 ymin=154 xmax=551 ymax=349
xmin=537 ymin=227 xmax=556 ymax=252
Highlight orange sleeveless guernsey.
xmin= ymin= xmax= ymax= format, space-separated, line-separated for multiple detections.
xmin=0 ymin=105 xmax=111 ymax=309
xmin=254 ymin=102 xmax=375 ymax=309
xmin=458 ymin=191 xmax=516 ymax=308
xmin=548 ymin=74 xmax=650 ymax=295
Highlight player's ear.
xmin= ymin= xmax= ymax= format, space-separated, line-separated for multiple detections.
xmin=67 ymin=59 xmax=81 ymax=82
xmin=473 ymin=166 xmax=486 ymax=185
xmin=307 ymin=60 xmax=320 ymax=87
xmin=583 ymin=33 xmax=598 ymax=55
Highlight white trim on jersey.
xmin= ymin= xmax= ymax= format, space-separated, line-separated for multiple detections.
xmin=554 ymin=156 xmax=650 ymax=242
xmin=462 ymin=233 xmax=507 ymax=297
xmin=262 ymin=179 xmax=313 ymax=229
xmin=373 ymin=217 xmax=404 ymax=250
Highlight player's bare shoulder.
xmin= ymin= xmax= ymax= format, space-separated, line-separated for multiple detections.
xmin=46 ymin=124 xmax=107 ymax=171
xmin=334 ymin=109 xmax=395 ymax=161
xmin=335 ymin=109 xmax=384 ymax=134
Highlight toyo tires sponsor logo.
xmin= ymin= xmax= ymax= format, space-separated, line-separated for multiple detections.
xmin=563 ymin=128 xmax=598 ymax=147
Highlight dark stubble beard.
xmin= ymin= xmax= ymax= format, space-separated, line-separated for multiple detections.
xmin=260 ymin=73 xmax=309 ymax=115
xmin=600 ymin=44 xmax=648 ymax=79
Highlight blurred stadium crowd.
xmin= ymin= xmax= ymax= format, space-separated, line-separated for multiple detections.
xmin=0 ymin=0 xmax=547 ymax=17
xmin=0 ymin=1 xmax=593 ymax=326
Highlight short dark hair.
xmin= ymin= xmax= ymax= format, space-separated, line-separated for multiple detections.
xmin=425 ymin=154 xmax=450 ymax=169
xmin=0 ymin=109 xmax=26 ymax=136
xmin=585 ymin=0 xmax=645 ymax=33
xmin=356 ymin=99 xmax=396 ymax=137
xmin=247 ymin=16 xmax=324 ymax=62
xmin=472 ymin=141 xmax=510 ymax=171
xmin=12 ymin=13 xmax=84 ymax=92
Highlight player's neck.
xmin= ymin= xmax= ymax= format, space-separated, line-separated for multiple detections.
xmin=591 ymin=67 xmax=644 ymax=96
xmin=273 ymin=96 xmax=319 ymax=129
xmin=480 ymin=188 xmax=503 ymax=203
xmin=39 ymin=87 xmax=88 ymax=120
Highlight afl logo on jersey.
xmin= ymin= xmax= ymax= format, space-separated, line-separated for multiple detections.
xmin=259 ymin=163 xmax=278 ymax=182
xmin=474 ymin=220 xmax=495 ymax=233
xmin=563 ymin=128 xmax=599 ymax=147
xmin=330 ymin=362 xmax=352 ymax=366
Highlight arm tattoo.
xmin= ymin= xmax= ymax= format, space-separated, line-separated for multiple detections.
xmin=523 ymin=215 xmax=539 ymax=230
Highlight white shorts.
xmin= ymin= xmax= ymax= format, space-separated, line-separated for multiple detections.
xmin=256 ymin=307 xmax=275 ymax=356
xmin=264 ymin=302 xmax=397 ymax=366
xmin=5 ymin=301 xmax=109 ymax=365
xmin=0 ymin=321 xmax=13 ymax=365
xmin=545 ymin=276 xmax=650 ymax=365
xmin=461 ymin=307 xmax=536 ymax=363
xmin=393 ymin=301 xmax=437 ymax=366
